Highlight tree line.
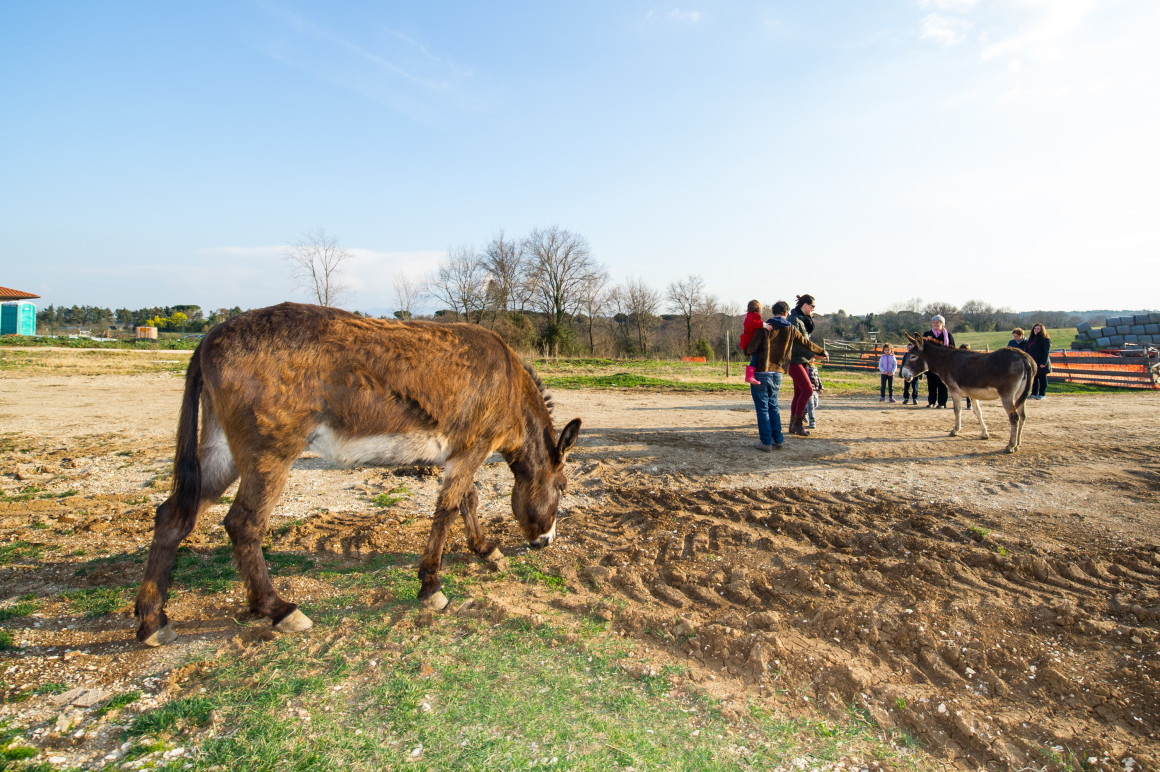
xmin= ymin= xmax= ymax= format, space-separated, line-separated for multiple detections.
xmin=35 ymin=305 xmax=244 ymax=335
xmin=33 ymin=224 xmax=1092 ymax=355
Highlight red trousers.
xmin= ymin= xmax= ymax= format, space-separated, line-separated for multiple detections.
xmin=788 ymin=363 xmax=814 ymax=416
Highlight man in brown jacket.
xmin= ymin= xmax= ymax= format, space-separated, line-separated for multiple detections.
xmin=743 ymin=301 xmax=828 ymax=448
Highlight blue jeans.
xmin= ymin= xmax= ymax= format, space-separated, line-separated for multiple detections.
xmin=750 ymin=371 xmax=784 ymax=446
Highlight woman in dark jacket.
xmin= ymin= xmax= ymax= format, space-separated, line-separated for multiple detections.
xmin=923 ymin=315 xmax=955 ymax=408
xmin=1026 ymin=323 xmax=1051 ymax=400
xmin=787 ymin=294 xmax=821 ymax=436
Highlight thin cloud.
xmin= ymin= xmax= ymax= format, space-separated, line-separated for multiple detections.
xmin=647 ymin=9 xmax=702 ymax=23
xmin=255 ymin=1 xmax=476 ymax=123
xmin=920 ymin=0 xmax=979 ymax=10
xmin=920 ymin=13 xmax=972 ymax=46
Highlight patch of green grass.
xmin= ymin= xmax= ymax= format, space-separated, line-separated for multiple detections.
xmin=0 ymin=631 xmax=15 ymax=650
xmin=370 ymin=485 xmax=410 ymax=507
xmin=955 ymin=328 xmax=1076 ymax=352
xmin=1 ymin=335 xmax=200 ymax=351
xmin=95 ymin=689 xmax=142 ymax=717
xmin=120 ymin=599 xmax=923 ymax=771
xmin=0 ymin=541 xmax=44 ymax=565
xmin=0 ymin=597 xmax=39 ymax=622
xmin=542 ymin=373 xmax=746 ymax=391
xmin=172 ymin=546 xmax=238 ymax=593
xmin=127 ymin=695 xmax=215 ymax=736
xmin=967 ymin=526 xmax=989 ymax=541
xmin=0 ymin=485 xmax=78 ymax=503
xmin=169 ymin=547 xmax=316 ymax=595
xmin=60 ymin=586 xmax=132 ymax=617
xmin=121 ymin=738 xmax=170 ymax=762
xmin=508 ymin=556 xmax=567 ymax=592
xmin=34 ymin=683 xmax=69 ymax=695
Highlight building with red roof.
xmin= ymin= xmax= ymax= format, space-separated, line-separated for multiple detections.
xmin=1 ymin=286 xmax=40 ymax=335
xmin=0 ymin=286 xmax=40 ymax=301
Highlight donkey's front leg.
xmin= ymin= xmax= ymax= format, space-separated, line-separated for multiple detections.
xmin=418 ymin=449 xmax=489 ymax=610
xmin=459 ymin=488 xmax=506 ymax=569
xmin=949 ymin=393 xmax=963 ymax=437
xmin=417 ymin=503 xmax=458 ymax=611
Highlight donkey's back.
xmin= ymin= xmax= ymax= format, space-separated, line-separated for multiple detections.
xmin=199 ymin=303 xmax=532 ymax=468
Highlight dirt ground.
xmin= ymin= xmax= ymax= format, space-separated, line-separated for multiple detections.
xmin=1 ymin=370 xmax=1158 ymax=770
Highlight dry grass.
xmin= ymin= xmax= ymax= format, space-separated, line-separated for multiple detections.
xmin=0 ymin=347 xmax=192 ymax=377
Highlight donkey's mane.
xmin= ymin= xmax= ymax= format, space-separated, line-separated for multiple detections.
xmin=920 ymin=334 xmax=951 ymax=348
xmin=523 ymin=361 xmax=554 ymax=414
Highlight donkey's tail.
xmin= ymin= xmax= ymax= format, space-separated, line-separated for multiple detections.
xmin=168 ymin=350 xmax=204 ymax=532
xmin=1015 ymin=356 xmax=1034 ymax=408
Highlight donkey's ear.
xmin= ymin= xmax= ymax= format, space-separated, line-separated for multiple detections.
xmin=904 ymin=331 xmax=916 ymax=346
xmin=556 ymin=418 xmax=582 ymax=462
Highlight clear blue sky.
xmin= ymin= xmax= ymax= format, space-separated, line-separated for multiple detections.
xmin=2 ymin=1 xmax=1157 ymax=316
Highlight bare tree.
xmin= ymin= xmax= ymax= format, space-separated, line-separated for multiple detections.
xmin=922 ymin=301 xmax=962 ymax=332
xmin=619 ymin=276 xmax=662 ymax=355
xmin=392 ymin=272 xmax=422 ymax=320
xmin=480 ymin=231 xmax=527 ymax=321
xmin=284 ymin=227 xmax=351 ymax=307
xmin=428 ymin=246 xmax=487 ymax=322
xmin=577 ymin=269 xmax=612 ymax=355
xmin=666 ymin=274 xmax=706 ymax=354
xmin=524 ymin=226 xmax=599 ymax=329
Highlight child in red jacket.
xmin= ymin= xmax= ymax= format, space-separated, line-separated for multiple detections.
xmin=739 ymin=299 xmax=764 ymax=385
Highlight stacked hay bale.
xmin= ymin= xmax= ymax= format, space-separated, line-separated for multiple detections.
xmin=1072 ymin=313 xmax=1160 ymax=350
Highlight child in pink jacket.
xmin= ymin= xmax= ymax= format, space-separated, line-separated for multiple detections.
xmin=738 ymin=300 xmax=764 ymax=385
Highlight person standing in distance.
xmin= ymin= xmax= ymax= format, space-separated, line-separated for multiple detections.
xmin=923 ymin=315 xmax=955 ymax=408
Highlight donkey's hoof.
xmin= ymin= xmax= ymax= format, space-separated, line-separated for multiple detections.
xmin=274 ymin=609 xmax=313 ymax=633
xmin=1005 ymin=446 xmax=1018 ymax=454
xmin=484 ymin=548 xmax=508 ymax=571
xmin=949 ymin=430 xmax=958 ymax=437
xmin=142 ymin=624 xmax=177 ymax=648
xmin=420 ymin=591 xmax=449 ymax=611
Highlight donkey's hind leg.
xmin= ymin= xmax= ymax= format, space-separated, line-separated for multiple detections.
xmin=459 ymin=487 xmax=506 ymax=568
xmin=1001 ymin=395 xmax=1022 ymax=453
xmin=971 ymin=398 xmax=989 ymax=439
xmin=224 ymin=455 xmax=310 ymax=633
xmin=136 ymin=412 xmax=238 ymax=646
xmin=1010 ymin=397 xmax=1027 ymax=453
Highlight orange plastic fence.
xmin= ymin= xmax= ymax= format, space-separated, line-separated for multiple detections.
xmin=828 ymin=343 xmax=1159 ymax=389
xmin=1049 ymin=350 xmax=1159 ymax=389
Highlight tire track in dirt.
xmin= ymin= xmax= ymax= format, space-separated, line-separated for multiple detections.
xmin=545 ymin=483 xmax=1160 ymax=770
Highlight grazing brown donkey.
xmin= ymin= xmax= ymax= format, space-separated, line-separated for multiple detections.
xmin=901 ymin=332 xmax=1034 ymax=453
xmin=135 ymin=303 xmax=581 ymax=646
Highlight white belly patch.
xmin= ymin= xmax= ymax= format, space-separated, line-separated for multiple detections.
xmin=306 ymin=425 xmax=452 ymax=467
